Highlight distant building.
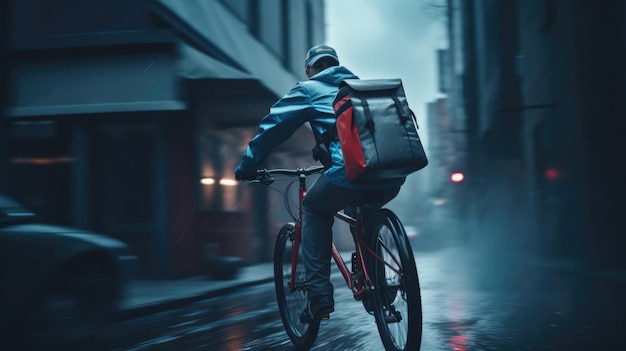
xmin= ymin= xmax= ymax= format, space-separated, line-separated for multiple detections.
xmin=2 ymin=0 xmax=327 ymax=278
xmin=445 ymin=0 xmax=626 ymax=270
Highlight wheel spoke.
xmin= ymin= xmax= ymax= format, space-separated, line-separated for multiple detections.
xmin=368 ymin=210 xmax=422 ymax=351
xmin=377 ymin=237 xmax=403 ymax=273
xmin=274 ymin=224 xmax=320 ymax=349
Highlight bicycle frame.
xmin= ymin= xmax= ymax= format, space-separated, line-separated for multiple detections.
xmin=290 ymin=170 xmax=374 ymax=301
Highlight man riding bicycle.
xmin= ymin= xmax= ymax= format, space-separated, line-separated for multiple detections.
xmin=235 ymin=45 xmax=405 ymax=322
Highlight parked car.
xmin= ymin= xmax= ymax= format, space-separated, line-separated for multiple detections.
xmin=0 ymin=193 xmax=138 ymax=350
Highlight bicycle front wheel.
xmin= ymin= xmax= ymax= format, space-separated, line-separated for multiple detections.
xmin=368 ymin=209 xmax=422 ymax=351
xmin=274 ymin=223 xmax=320 ymax=349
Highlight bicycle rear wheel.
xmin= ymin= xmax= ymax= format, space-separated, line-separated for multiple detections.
xmin=367 ymin=209 xmax=422 ymax=351
xmin=274 ymin=223 xmax=320 ymax=349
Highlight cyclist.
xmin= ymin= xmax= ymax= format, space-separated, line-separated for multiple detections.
xmin=235 ymin=45 xmax=405 ymax=322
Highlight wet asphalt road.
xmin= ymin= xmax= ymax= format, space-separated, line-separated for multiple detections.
xmin=88 ymin=244 xmax=624 ymax=351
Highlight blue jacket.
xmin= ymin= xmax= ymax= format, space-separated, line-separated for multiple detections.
xmin=236 ymin=66 xmax=405 ymax=190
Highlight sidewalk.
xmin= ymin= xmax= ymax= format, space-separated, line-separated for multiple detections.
xmin=116 ymin=252 xmax=355 ymax=322
xmin=115 ymin=251 xmax=626 ymax=322
xmin=116 ymin=262 xmax=275 ymax=321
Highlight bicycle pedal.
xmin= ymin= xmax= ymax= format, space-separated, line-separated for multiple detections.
xmin=299 ymin=311 xmax=331 ymax=323
xmin=319 ymin=306 xmax=334 ymax=320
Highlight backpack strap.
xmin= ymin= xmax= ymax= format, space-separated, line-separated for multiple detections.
xmin=361 ymin=100 xmax=375 ymax=133
xmin=392 ymin=95 xmax=410 ymax=122
xmin=311 ymin=127 xmax=337 ymax=169
xmin=320 ymin=127 xmax=338 ymax=144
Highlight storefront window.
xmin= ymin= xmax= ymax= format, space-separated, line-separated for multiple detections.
xmin=198 ymin=128 xmax=255 ymax=212
xmin=8 ymin=120 xmax=72 ymax=224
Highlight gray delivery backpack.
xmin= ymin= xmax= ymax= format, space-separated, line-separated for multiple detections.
xmin=318 ymin=78 xmax=428 ymax=182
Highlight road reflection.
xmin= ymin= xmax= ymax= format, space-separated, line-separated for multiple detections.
xmin=86 ymin=241 xmax=624 ymax=350
xmin=446 ymin=294 xmax=469 ymax=351
xmin=223 ymin=316 xmax=246 ymax=351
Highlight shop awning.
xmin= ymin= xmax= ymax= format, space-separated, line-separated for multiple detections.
xmin=177 ymin=43 xmax=251 ymax=80
xmin=152 ymin=0 xmax=298 ymax=98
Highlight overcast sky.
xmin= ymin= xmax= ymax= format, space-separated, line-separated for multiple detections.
xmin=325 ymin=0 xmax=448 ymax=146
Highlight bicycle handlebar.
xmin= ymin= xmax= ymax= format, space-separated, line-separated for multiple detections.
xmin=249 ymin=166 xmax=325 ymax=185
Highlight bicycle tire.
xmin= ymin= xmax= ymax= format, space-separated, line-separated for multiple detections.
xmin=367 ymin=209 xmax=422 ymax=351
xmin=274 ymin=223 xmax=320 ymax=349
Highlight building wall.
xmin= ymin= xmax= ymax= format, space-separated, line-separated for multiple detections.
xmin=11 ymin=0 xmax=158 ymax=38
xmin=4 ymin=0 xmax=329 ymax=277
xmin=220 ymin=0 xmax=325 ymax=79
xmin=516 ymin=0 xmax=626 ymax=269
xmin=448 ymin=0 xmax=626 ymax=270
xmin=258 ymin=0 xmax=284 ymax=57
xmin=286 ymin=0 xmax=312 ymax=79
xmin=0 ymin=1 xmax=10 ymax=192
xmin=445 ymin=0 xmax=530 ymax=255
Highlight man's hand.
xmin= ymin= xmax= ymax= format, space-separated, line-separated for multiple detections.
xmin=234 ymin=165 xmax=255 ymax=181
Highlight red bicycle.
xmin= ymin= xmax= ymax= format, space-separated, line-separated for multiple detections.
xmin=249 ymin=166 xmax=422 ymax=351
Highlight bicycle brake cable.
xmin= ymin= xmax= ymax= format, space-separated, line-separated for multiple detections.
xmin=283 ymin=179 xmax=298 ymax=221
xmin=259 ymin=177 xmax=299 ymax=222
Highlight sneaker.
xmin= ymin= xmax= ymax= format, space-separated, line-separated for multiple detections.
xmin=299 ymin=295 xmax=334 ymax=323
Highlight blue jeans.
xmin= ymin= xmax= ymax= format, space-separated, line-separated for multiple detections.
xmin=301 ymin=175 xmax=401 ymax=299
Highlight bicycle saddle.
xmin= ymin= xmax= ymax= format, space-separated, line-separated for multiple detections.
xmin=350 ymin=192 xmax=389 ymax=207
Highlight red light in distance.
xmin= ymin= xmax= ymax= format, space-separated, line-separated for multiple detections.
xmin=545 ymin=168 xmax=560 ymax=180
xmin=451 ymin=172 xmax=465 ymax=183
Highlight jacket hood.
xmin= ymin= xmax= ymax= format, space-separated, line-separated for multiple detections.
xmin=310 ymin=66 xmax=358 ymax=86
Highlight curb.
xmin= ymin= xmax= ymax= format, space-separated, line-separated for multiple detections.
xmin=115 ymin=276 xmax=275 ymax=322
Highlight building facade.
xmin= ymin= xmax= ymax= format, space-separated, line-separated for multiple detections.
xmin=3 ymin=0 xmax=327 ymax=278
xmin=445 ymin=0 xmax=626 ymax=270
